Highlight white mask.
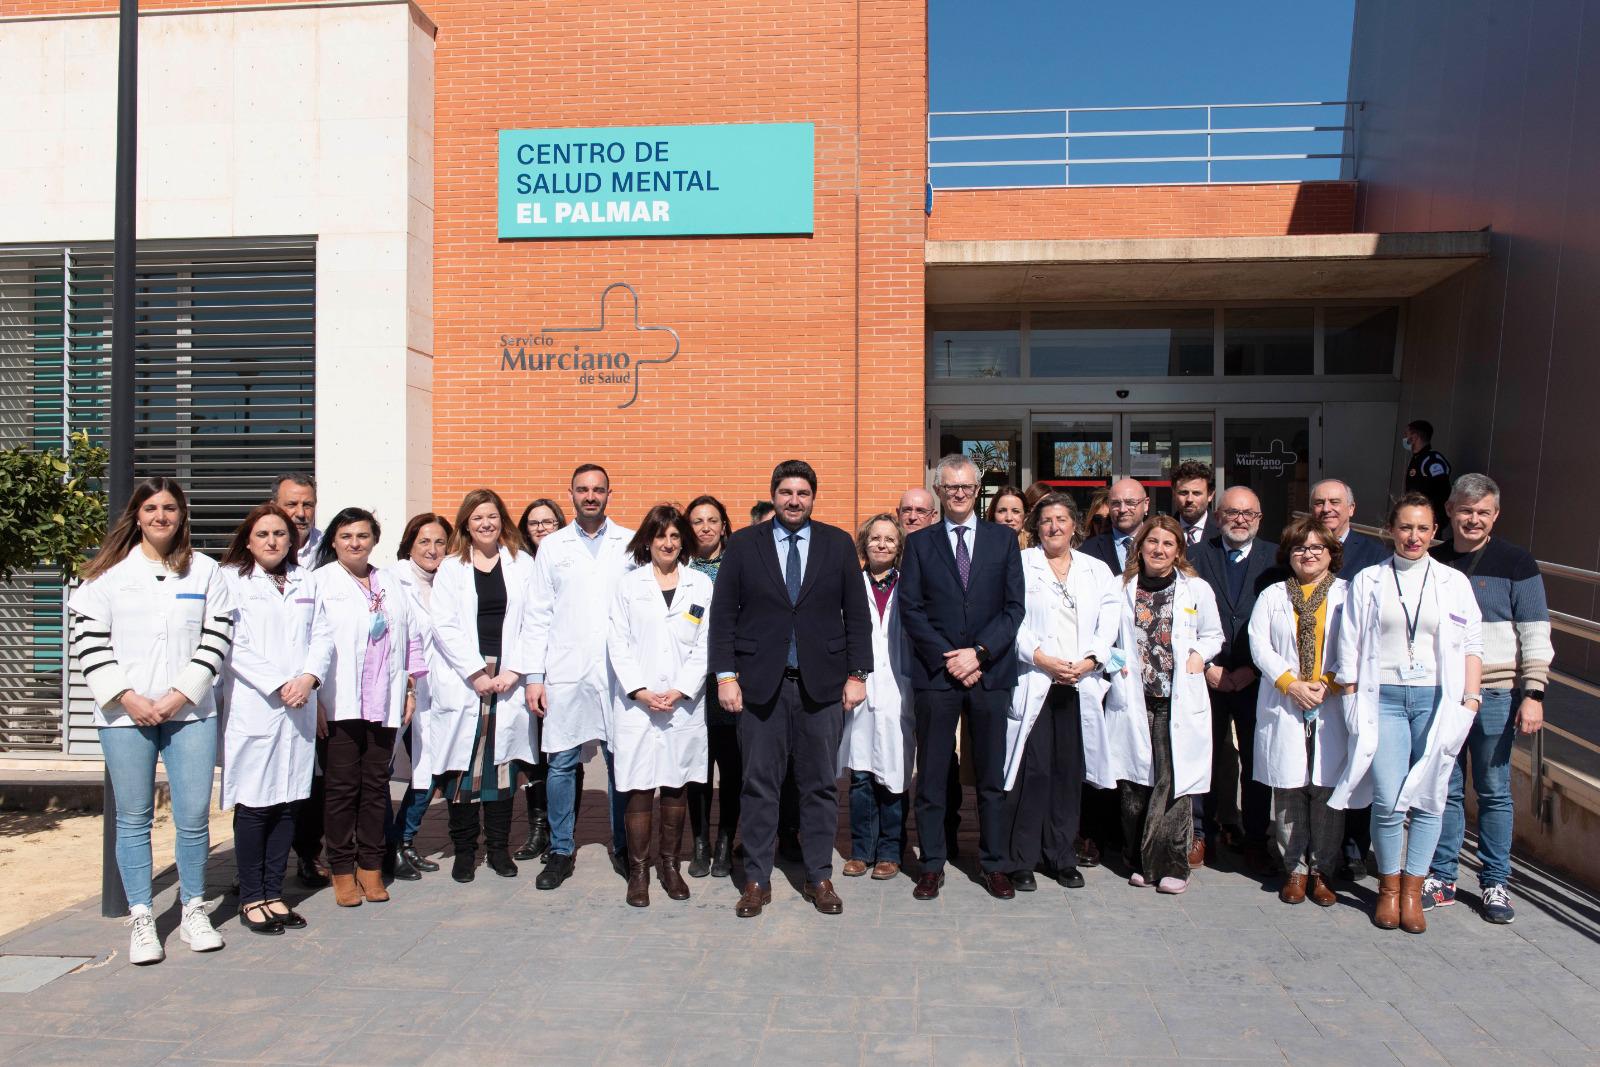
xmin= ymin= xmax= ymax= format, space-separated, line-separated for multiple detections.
xmin=1400 ymin=436 xmax=1412 ymax=451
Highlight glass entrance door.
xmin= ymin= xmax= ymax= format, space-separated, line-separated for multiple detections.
xmin=1032 ymin=415 xmax=1116 ymax=515
xmin=1219 ymin=409 xmax=1317 ymax=539
xmin=1032 ymin=412 xmax=1213 ymax=515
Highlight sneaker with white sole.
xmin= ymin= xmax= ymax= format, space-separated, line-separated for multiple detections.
xmin=1420 ymin=875 xmax=1455 ymax=911
xmin=179 ymin=899 xmax=224 ymax=952
xmin=125 ymin=905 xmax=164 ymax=966
xmin=1481 ymin=884 xmax=1516 ymax=925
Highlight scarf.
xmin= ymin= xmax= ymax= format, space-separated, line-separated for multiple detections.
xmin=1285 ymin=572 xmax=1335 ymax=680
xmin=407 ymin=558 xmax=436 ymax=610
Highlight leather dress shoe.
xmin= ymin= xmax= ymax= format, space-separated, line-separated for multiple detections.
xmin=1187 ymin=836 xmax=1206 ymax=868
xmin=912 ymin=871 xmax=944 ymax=900
xmin=390 ymin=845 xmax=422 ymax=881
xmin=1280 ymin=873 xmax=1308 ymax=904
xmin=871 ymin=861 xmax=900 ymax=880
xmin=841 ymin=859 xmax=869 ymax=877
xmin=1055 ymin=867 xmax=1085 ymax=889
xmin=803 ymin=880 xmax=843 ymax=915
xmin=983 ymin=871 xmax=1015 ymax=900
xmin=400 ymin=843 xmax=438 ymax=873
xmin=536 ymin=853 xmax=575 ymax=890
xmin=297 ymin=855 xmax=331 ymax=888
xmin=1075 ymin=836 xmax=1101 ymax=868
xmin=736 ymin=882 xmax=772 ymax=918
xmin=1308 ymin=871 xmax=1338 ymax=907
xmin=1012 ymin=870 xmax=1037 ymax=892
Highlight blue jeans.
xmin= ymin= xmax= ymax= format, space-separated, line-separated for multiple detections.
xmin=1432 ymin=687 xmax=1516 ymax=887
xmin=99 ymin=717 xmax=219 ymax=909
xmin=546 ymin=743 xmax=627 ymax=857
xmin=849 ymin=770 xmax=905 ymax=864
xmin=1370 ymin=684 xmax=1443 ymax=877
xmin=385 ymin=722 xmax=436 ymax=845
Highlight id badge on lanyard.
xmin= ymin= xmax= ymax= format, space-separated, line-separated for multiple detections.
xmin=1392 ymin=560 xmax=1430 ymax=679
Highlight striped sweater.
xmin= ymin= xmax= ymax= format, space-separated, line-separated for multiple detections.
xmin=1432 ymin=538 xmax=1553 ymax=692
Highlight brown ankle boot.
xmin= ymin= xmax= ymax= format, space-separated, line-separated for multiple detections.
xmin=1279 ymin=873 xmax=1307 ymax=904
xmin=1399 ymin=873 xmax=1427 ymax=934
xmin=1373 ymin=872 xmax=1401 ymax=929
xmin=1308 ymin=871 xmax=1338 ymax=907
xmin=355 ymin=867 xmax=389 ymax=903
xmin=624 ymin=810 xmax=653 ymax=907
xmin=657 ymin=795 xmax=691 ymax=901
xmin=332 ymin=872 xmax=363 ymax=907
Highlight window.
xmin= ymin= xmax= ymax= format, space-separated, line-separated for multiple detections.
xmin=1030 ymin=309 xmax=1212 ymax=377
xmin=1224 ymin=307 xmax=1314 ymax=375
xmin=928 ymin=311 xmax=1020 ymax=378
xmin=1325 ymin=305 xmax=1398 ymax=375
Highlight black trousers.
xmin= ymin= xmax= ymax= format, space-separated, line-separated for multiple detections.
xmin=737 ymin=675 xmax=843 ymax=886
xmin=914 ymin=686 xmax=1009 ymax=873
xmin=291 ymin=733 xmax=328 ymax=863
xmin=234 ymin=802 xmax=295 ymax=903
xmin=1202 ymin=683 xmax=1271 ymax=843
xmin=688 ymin=722 xmax=742 ymax=841
xmin=1003 ymin=685 xmax=1084 ymax=873
xmin=323 ymin=719 xmax=396 ymax=873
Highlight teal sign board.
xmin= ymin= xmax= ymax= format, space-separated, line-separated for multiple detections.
xmin=498 ymin=122 xmax=814 ymax=239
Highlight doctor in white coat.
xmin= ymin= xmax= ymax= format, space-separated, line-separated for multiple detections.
xmin=218 ymin=502 xmax=319 ymax=935
xmin=606 ymin=505 xmax=712 ymax=907
xmin=1247 ymin=516 xmax=1353 ymax=909
xmin=522 ymin=463 xmax=635 ymax=890
xmin=429 ymin=490 xmax=539 ymax=883
xmin=837 ymin=515 xmax=914 ymax=880
xmin=1001 ymin=494 xmax=1120 ymax=891
xmin=1103 ymin=515 xmax=1224 ymax=895
xmin=1331 ymin=492 xmax=1482 ymax=934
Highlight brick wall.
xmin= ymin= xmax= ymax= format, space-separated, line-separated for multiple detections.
xmin=928 ymin=182 xmax=1358 ymax=242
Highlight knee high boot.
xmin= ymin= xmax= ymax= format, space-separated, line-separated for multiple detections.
xmin=448 ymin=801 xmax=479 ymax=883
xmin=658 ymin=794 xmax=691 ymax=901
xmin=516 ymin=772 xmax=550 ymax=861
xmin=624 ymin=808 xmax=653 ymax=907
xmin=484 ymin=797 xmax=517 ymax=878
xmin=686 ymin=781 xmax=712 ymax=878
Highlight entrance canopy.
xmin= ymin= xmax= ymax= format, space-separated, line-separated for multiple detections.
xmin=926 ymin=230 xmax=1490 ymax=304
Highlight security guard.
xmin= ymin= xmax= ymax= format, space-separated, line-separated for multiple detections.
xmin=1403 ymin=419 xmax=1452 ymax=518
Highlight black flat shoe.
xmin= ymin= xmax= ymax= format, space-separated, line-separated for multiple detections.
xmin=391 ymin=846 xmax=423 ymax=881
xmin=262 ymin=899 xmax=307 ymax=929
xmin=240 ymin=902 xmax=285 ymax=936
xmin=537 ymin=853 xmax=575 ymax=890
xmin=452 ymin=851 xmax=476 ymax=883
xmin=400 ymin=843 xmax=438 ymax=873
xmin=486 ymin=851 xmax=518 ymax=878
xmin=1056 ymin=868 xmax=1085 ymax=889
xmin=1013 ymin=870 xmax=1037 ymax=892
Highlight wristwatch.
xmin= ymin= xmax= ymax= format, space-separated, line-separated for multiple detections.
xmin=974 ymin=644 xmax=991 ymax=663
xmin=1525 ymin=690 xmax=1545 ymax=703
xmin=848 ymin=669 xmax=870 ymax=682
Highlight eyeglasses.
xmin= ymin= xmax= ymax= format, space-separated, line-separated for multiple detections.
xmin=1289 ymin=544 xmax=1327 ymax=557
xmin=1220 ymin=509 xmax=1262 ymax=521
xmin=1107 ymin=499 xmax=1146 ymax=509
xmin=939 ymin=484 xmax=978 ymax=497
xmin=528 ymin=519 xmax=559 ymax=530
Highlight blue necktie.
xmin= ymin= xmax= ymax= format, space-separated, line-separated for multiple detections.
xmin=785 ymin=532 xmax=802 ymax=668
xmin=1115 ymin=535 xmax=1130 ymax=569
xmin=1228 ymin=548 xmax=1244 ymax=564
xmin=954 ymin=526 xmax=971 ymax=590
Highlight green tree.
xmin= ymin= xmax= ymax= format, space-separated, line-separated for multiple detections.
xmin=0 ymin=432 xmax=109 ymax=582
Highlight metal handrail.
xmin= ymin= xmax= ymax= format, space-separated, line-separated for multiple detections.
xmin=927 ymin=100 xmax=1357 ymax=189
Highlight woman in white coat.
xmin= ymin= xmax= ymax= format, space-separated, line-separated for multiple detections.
xmin=69 ymin=477 xmax=234 ymax=965
xmin=606 ymin=504 xmax=712 ymax=907
xmin=837 ymin=514 xmax=914 ymax=880
xmin=429 ymin=490 xmax=538 ymax=883
xmin=306 ymin=507 xmax=428 ymax=907
xmin=1247 ymin=516 xmax=1352 ymax=909
xmin=1001 ymin=494 xmax=1120 ymax=891
xmin=1331 ymin=493 xmax=1483 ymax=934
xmin=1104 ymin=515 xmax=1223 ymax=895
xmin=219 ymin=503 xmax=320 ymax=935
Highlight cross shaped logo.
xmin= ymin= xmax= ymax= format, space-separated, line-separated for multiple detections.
xmin=1232 ymin=439 xmax=1299 ymax=477
xmin=498 ymin=283 xmax=680 ymax=409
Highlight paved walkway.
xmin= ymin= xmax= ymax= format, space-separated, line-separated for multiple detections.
xmin=2 ymin=782 xmax=1599 ymax=1066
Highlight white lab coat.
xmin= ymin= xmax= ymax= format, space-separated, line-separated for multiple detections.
xmin=1103 ymin=573 xmax=1225 ymax=798
xmin=218 ymin=565 xmax=318 ymax=808
xmin=1003 ymin=548 xmax=1121 ymax=791
xmin=1247 ymin=578 xmax=1353 ymax=790
xmin=389 ymin=563 xmax=439 ymax=787
xmin=521 ymin=520 xmax=636 ymax=754
xmin=427 ymin=548 xmax=539 ymax=776
xmin=1329 ymin=558 xmax=1484 ymax=815
xmin=68 ymin=550 xmax=233 ymax=726
xmin=605 ymin=564 xmax=711 ymax=792
xmin=306 ymin=563 xmax=422 ymax=729
xmin=837 ymin=573 xmax=914 ymax=793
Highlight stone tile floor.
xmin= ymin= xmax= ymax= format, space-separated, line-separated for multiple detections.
xmin=2 ymin=786 xmax=1599 ymax=1066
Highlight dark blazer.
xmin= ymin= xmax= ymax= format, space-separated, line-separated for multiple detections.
xmin=1339 ymin=530 xmax=1388 ymax=577
xmin=897 ymin=519 xmax=1026 ymax=691
xmin=1078 ymin=531 xmax=1123 ymax=576
xmin=707 ymin=519 xmax=872 ymax=706
xmin=1191 ymin=535 xmax=1283 ymax=671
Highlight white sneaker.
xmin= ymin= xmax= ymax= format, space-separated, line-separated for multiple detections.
xmin=179 ymin=898 xmax=224 ymax=953
xmin=126 ymin=905 xmax=164 ymax=965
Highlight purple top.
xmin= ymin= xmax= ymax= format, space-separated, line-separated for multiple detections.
xmin=355 ymin=569 xmax=426 ymax=723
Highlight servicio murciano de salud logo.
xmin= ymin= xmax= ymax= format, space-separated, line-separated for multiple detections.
xmin=497 ymin=283 xmax=679 ymax=410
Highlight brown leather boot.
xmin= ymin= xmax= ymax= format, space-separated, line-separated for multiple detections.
xmin=332 ymin=872 xmax=363 ymax=907
xmin=1279 ymin=873 xmax=1307 ymax=904
xmin=1399 ymin=873 xmax=1427 ymax=934
xmin=624 ymin=809 xmax=652 ymax=908
xmin=657 ymin=795 xmax=691 ymax=901
xmin=355 ymin=867 xmax=389 ymax=903
xmin=1373 ymin=873 xmax=1401 ymax=929
xmin=1308 ymin=871 xmax=1338 ymax=907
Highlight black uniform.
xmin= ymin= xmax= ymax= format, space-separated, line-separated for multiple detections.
xmin=1405 ymin=447 xmax=1452 ymax=517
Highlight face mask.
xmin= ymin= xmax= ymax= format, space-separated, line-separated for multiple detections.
xmin=1400 ymin=436 xmax=1412 ymax=451
xmin=368 ymin=610 xmax=389 ymax=641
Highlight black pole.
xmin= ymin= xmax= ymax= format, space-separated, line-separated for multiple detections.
xmin=101 ymin=0 xmax=138 ymax=920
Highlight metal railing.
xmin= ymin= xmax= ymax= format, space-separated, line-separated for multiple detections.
xmin=927 ymin=101 xmax=1358 ymax=190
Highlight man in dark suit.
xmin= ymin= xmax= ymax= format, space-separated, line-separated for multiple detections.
xmin=1190 ymin=486 xmax=1281 ymax=874
xmin=899 ymin=455 xmax=1026 ymax=900
xmin=1079 ymin=477 xmax=1149 ymax=575
xmin=708 ymin=460 xmax=872 ymax=917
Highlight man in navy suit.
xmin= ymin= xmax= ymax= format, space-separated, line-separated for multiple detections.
xmin=898 ymin=455 xmax=1026 ymax=900
xmin=708 ymin=460 xmax=872 ymax=917
xmin=1190 ymin=486 xmax=1282 ymax=874
xmin=1079 ymin=477 xmax=1149 ymax=576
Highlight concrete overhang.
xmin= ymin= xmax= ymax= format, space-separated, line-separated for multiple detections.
xmin=925 ymin=231 xmax=1491 ymax=304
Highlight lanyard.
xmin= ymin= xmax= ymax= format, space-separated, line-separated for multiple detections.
xmin=1390 ymin=559 xmax=1430 ymax=664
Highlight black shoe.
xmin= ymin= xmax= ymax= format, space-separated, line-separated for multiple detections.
xmin=390 ymin=845 xmax=423 ymax=881
xmin=400 ymin=843 xmax=438 ymax=873
xmin=240 ymin=902 xmax=285 ymax=936
xmin=452 ymin=850 xmax=476 ymax=883
xmin=1013 ymin=870 xmax=1037 ymax=892
xmin=687 ymin=836 xmax=711 ymax=879
xmin=537 ymin=853 xmax=575 ymax=890
xmin=610 ymin=849 xmax=629 ymax=878
xmin=1056 ymin=867 xmax=1085 ymax=889
xmin=296 ymin=856 xmax=331 ymax=888
xmin=486 ymin=851 xmax=518 ymax=878
xmin=514 ymin=812 xmax=550 ymax=861
xmin=710 ymin=834 xmax=734 ymax=878
xmin=262 ymin=899 xmax=307 ymax=929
